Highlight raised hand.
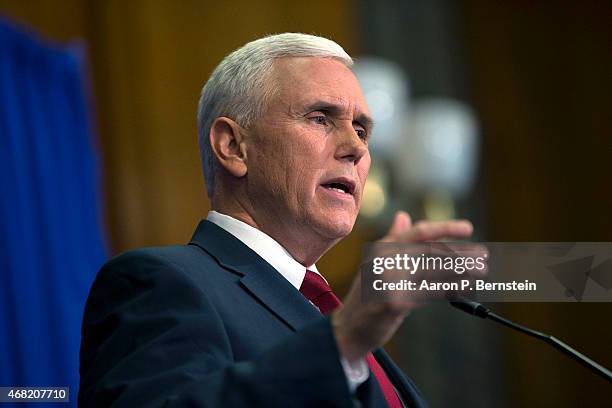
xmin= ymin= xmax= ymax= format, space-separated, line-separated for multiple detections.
xmin=332 ymin=211 xmax=475 ymax=363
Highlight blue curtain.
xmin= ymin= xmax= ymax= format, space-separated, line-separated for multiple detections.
xmin=0 ymin=17 xmax=107 ymax=406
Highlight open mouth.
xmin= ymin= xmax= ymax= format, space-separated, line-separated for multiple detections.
xmin=320 ymin=178 xmax=356 ymax=196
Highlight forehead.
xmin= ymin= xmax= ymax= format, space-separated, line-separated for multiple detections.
xmin=269 ymin=57 xmax=370 ymax=116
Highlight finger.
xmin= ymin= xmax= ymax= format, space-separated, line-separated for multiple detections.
xmin=383 ymin=211 xmax=412 ymax=240
xmin=429 ymin=242 xmax=488 ymax=259
xmin=403 ymin=220 xmax=473 ymax=242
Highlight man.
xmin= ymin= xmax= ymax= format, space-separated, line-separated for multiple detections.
xmin=79 ymin=33 xmax=473 ymax=407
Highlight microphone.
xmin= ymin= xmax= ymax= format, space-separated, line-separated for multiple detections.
xmin=449 ymin=297 xmax=612 ymax=382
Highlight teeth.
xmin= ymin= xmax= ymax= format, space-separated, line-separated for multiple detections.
xmin=327 ymin=186 xmax=347 ymax=194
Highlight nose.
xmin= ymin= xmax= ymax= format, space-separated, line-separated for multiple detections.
xmin=334 ymin=123 xmax=369 ymax=165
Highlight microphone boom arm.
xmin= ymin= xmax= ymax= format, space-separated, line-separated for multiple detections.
xmin=449 ymin=298 xmax=612 ymax=382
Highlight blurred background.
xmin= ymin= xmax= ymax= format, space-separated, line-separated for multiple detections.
xmin=0 ymin=0 xmax=610 ymax=406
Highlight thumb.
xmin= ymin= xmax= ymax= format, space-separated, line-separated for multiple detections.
xmin=386 ymin=211 xmax=412 ymax=239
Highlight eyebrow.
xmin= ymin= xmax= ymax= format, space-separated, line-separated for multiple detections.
xmin=305 ymin=101 xmax=375 ymax=133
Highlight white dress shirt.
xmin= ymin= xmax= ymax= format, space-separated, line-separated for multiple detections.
xmin=207 ymin=210 xmax=369 ymax=392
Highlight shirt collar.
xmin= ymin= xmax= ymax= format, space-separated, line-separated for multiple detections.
xmin=206 ymin=210 xmax=321 ymax=290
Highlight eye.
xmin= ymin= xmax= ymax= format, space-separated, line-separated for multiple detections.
xmin=354 ymin=126 xmax=368 ymax=142
xmin=307 ymin=112 xmax=329 ymax=126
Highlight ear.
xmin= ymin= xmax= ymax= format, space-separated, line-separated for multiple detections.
xmin=209 ymin=117 xmax=248 ymax=178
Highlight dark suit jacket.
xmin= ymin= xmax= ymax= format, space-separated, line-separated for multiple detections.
xmin=79 ymin=220 xmax=427 ymax=407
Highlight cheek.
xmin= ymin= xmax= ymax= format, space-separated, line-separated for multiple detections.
xmin=359 ymin=156 xmax=372 ymax=182
xmin=251 ymin=145 xmax=314 ymax=201
xmin=250 ymin=123 xmax=327 ymax=197
xmin=284 ymin=134 xmax=325 ymax=181
xmin=354 ymin=159 xmax=371 ymax=201
xmin=250 ymin=135 xmax=290 ymax=179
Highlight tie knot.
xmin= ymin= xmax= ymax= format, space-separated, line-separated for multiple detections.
xmin=299 ymin=270 xmax=341 ymax=315
xmin=299 ymin=270 xmax=331 ymax=301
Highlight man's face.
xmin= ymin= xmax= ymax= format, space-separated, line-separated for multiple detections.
xmin=243 ymin=57 xmax=372 ymax=244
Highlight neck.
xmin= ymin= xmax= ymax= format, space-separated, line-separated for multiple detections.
xmin=211 ymin=197 xmax=337 ymax=267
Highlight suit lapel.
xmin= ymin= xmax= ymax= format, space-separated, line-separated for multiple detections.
xmin=191 ymin=220 xmax=427 ymax=407
xmin=373 ymin=348 xmax=428 ymax=408
xmin=189 ymin=220 xmax=321 ymax=331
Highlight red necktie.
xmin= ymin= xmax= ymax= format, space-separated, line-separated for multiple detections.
xmin=300 ymin=270 xmax=403 ymax=408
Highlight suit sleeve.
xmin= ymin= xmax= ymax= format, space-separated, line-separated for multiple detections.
xmin=78 ymin=250 xmax=354 ymax=407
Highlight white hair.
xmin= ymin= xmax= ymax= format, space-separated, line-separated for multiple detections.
xmin=197 ymin=33 xmax=353 ymax=198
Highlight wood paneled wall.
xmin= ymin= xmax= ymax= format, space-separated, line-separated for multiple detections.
xmin=0 ymin=0 xmax=356 ymax=253
xmin=462 ymin=1 xmax=612 ymax=405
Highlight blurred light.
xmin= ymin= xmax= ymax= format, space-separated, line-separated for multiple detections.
xmin=352 ymin=57 xmax=410 ymax=158
xmin=423 ymin=189 xmax=456 ymax=220
xmin=361 ymin=180 xmax=386 ymax=217
xmin=360 ymin=163 xmax=388 ymax=218
xmin=395 ymin=98 xmax=479 ymax=199
xmin=366 ymin=89 xmax=395 ymax=121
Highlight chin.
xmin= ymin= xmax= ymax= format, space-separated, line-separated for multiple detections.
xmin=311 ymin=212 xmax=356 ymax=240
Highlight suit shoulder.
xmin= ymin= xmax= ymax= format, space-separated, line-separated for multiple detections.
xmin=102 ymin=244 xmax=217 ymax=274
xmin=105 ymin=244 xmax=200 ymax=265
xmin=84 ymin=244 xmax=226 ymax=323
xmin=94 ymin=242 xmax=236 ymax=292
